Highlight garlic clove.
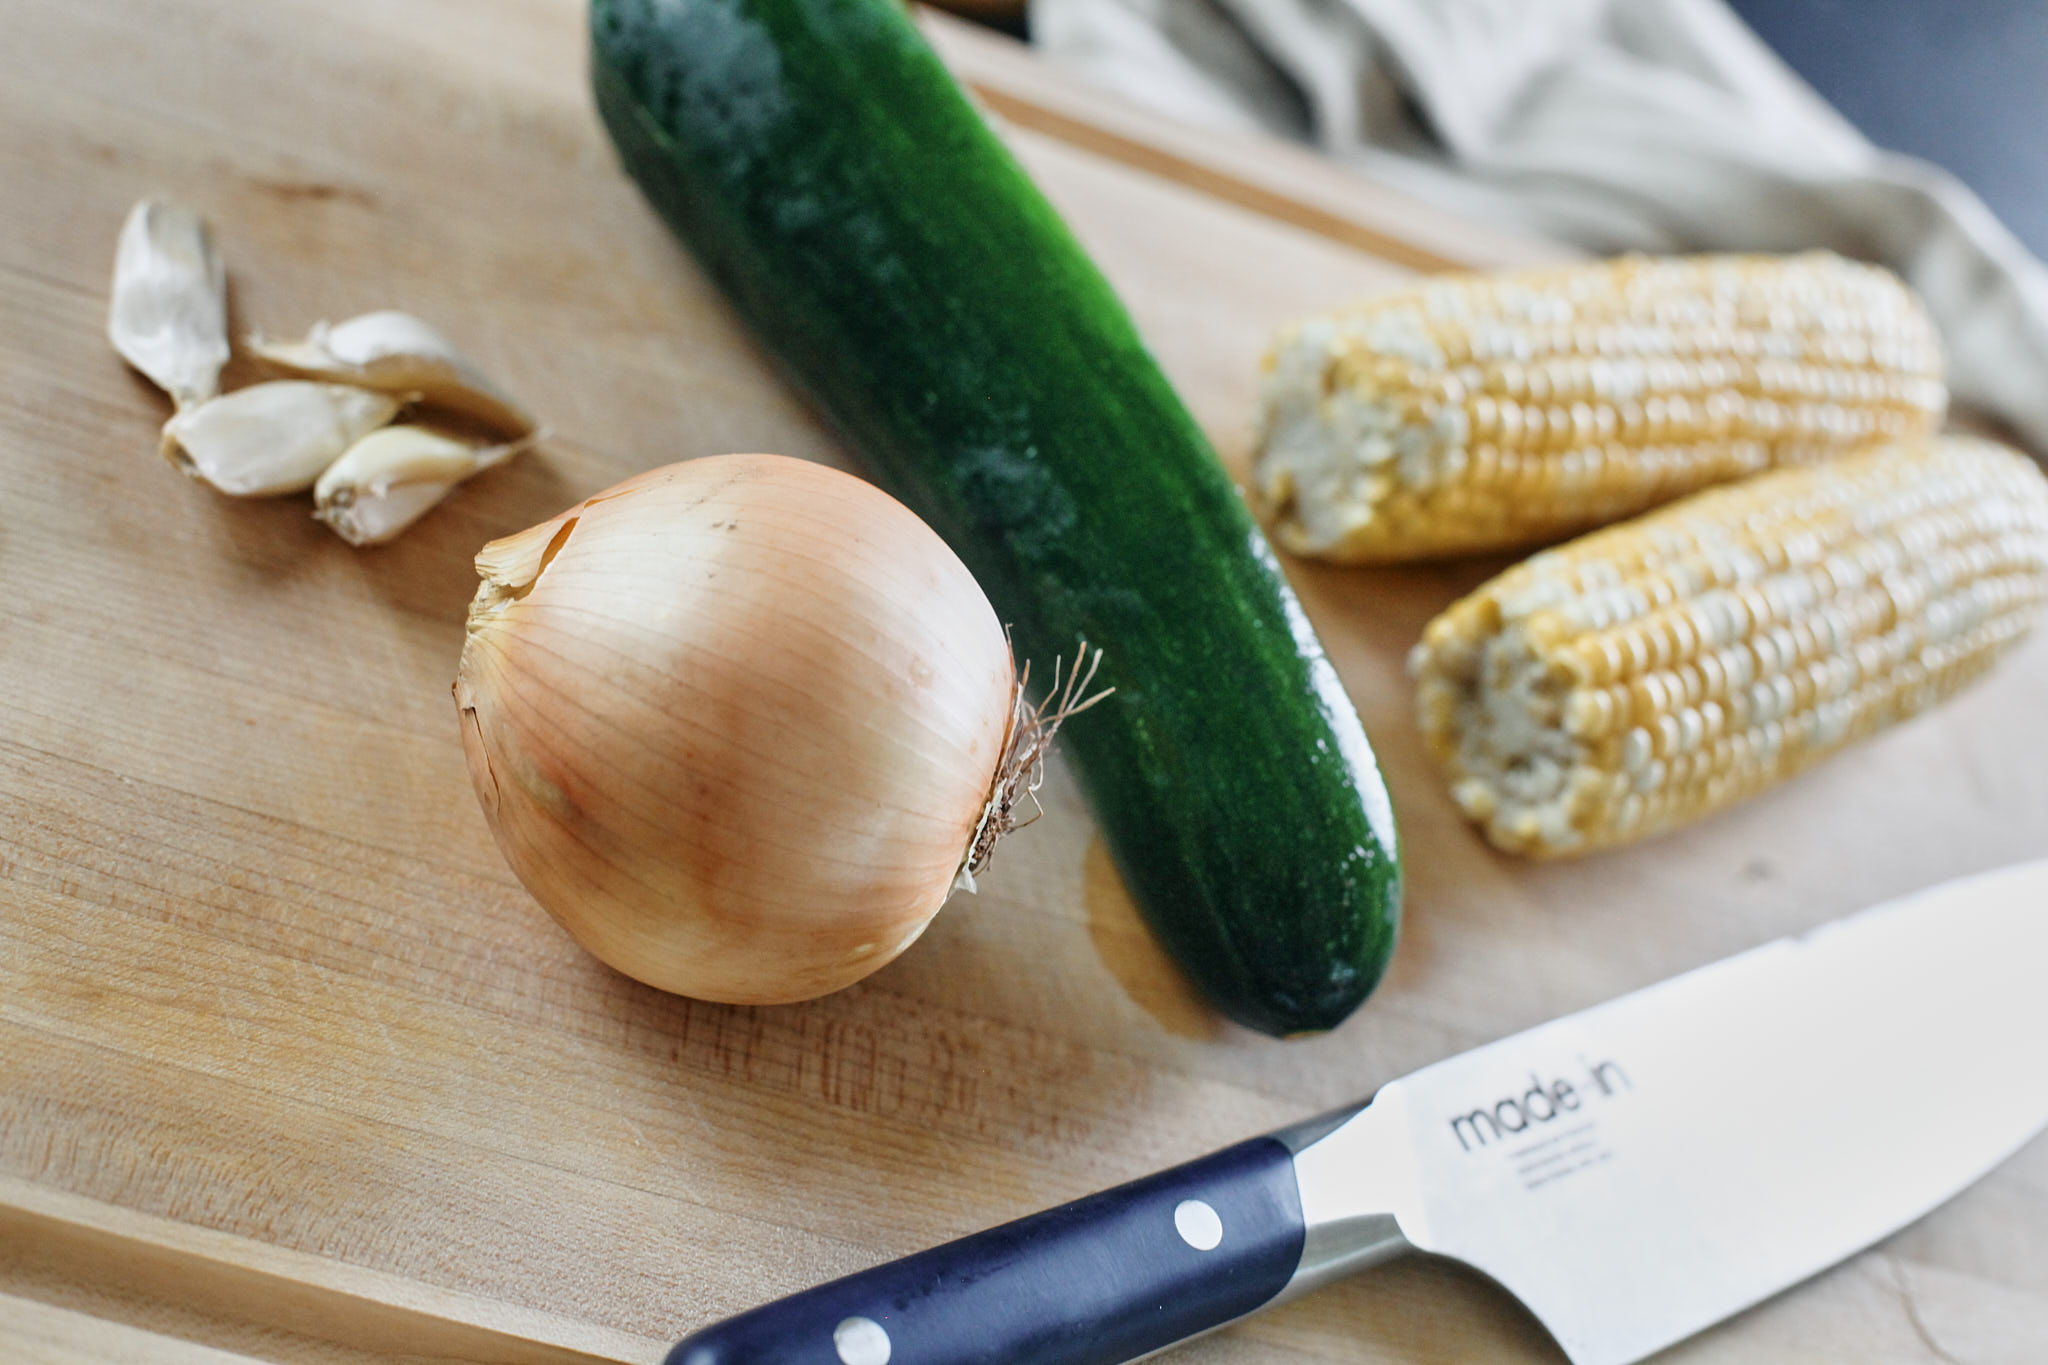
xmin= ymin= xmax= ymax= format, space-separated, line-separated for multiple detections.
xmin=108 ymin=199 xmax=230 ymax=410
xmin=319 ymin=478 xmax=454 ymax=548
xmin=313 ymin=424 xmax=534 ymax=546
xmin=248 ymin=310 xmax=535 ymax=436
xmin=161 ymin=380 xmax=401 ymax=497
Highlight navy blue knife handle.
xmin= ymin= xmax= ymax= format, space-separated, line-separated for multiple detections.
xmin=667 ymin=1136 xmax=1306 ymax=1365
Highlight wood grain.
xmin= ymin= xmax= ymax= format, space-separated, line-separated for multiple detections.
xmin=3 ymin=3 xmax=2043 ymax=1362
xmin=1 ymin=1177 xmax=645 ymax=1364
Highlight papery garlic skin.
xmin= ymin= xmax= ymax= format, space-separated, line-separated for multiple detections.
xmin=108 ymin=199 xmax=230 ymax=409
xmin=161 ymin=381 xmax=400 ymax=496
xmin=314 ymin=424 xmax=532 ymax=546
xmin=454 ymin=455 xmax=1015 ymax=1005
xmin=250 ymin=310 xmax=535 ymax=436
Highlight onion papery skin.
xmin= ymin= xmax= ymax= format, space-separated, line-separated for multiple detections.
xmin=454 ymin=455 xmax=1015 ymax=1004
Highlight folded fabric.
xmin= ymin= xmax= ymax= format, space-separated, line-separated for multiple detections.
xmin=1031 ymin=0 xmax=2048 ymax=458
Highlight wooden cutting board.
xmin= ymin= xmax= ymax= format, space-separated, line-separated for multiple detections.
xmin=4 ymin=3 xmax=2045 ymax=1362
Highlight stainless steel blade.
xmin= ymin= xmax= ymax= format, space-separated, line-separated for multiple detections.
xmin=1287 ymin=859 xmax=2048 ymax=1365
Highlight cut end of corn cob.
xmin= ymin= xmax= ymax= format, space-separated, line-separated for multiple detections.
xmin=1411 ymin=436 xmax=2048 ymax=857
xmin=1255 ymin=252 xmax=1947 ymax=563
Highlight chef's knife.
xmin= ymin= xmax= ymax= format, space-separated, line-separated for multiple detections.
xmin=669 ymin=859 xmax=2048 ymax=1365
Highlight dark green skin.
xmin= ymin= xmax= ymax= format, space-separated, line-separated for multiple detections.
xmin=590 ymin=0 xmax=1399 ymax=1035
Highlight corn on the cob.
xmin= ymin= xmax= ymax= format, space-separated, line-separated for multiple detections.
xmin=1410 ymin=436 xmax=2048 ymax=857
xmin=1255 ymin=252 xmax=1948 ymax=563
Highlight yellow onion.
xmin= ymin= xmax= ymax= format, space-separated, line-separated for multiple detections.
xmin=453 ymin=454 xmax=1094 ymax=1004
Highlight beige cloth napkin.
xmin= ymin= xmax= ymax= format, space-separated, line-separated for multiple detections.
xmin=1032 ymin=0 xmax=2048 ymax=456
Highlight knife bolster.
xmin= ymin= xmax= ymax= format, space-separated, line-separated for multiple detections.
xmin=1277 ymin=1097 xmax=1418 ymax=1300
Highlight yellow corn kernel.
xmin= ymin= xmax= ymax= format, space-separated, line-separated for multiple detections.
xmin=1409 ymin=437 xmax=2048 ymax=857
xmin=1255 ymin=252 xmax=1947 ymax=563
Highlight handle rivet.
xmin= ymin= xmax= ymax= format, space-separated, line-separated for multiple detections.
xmin=834 ymin=1316 xmax=891 ymax=1365
xmin=1174 ymin=1198 xmax=1224 ymax=1251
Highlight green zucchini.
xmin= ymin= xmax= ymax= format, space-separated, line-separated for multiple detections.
xmin=589 ymin=0 xmax=1399 ymax=1035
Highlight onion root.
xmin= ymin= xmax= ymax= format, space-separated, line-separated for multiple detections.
xmin=953 ymin=644 xmax=1112 ymax=894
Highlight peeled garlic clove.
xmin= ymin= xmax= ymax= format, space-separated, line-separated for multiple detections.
xmin=161 ymin=380 xmax=400 ymax=497
xmin=108 ymin=199 xmax=230 ymax=409
xmin=248 ymin=310 xmax=535 ymax=436
xmin=313 ymin=424 xmax=533 ymax=546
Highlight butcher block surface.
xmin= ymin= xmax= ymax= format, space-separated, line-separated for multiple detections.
xmin=3 ymin=3 xmax=2045 ymax=1362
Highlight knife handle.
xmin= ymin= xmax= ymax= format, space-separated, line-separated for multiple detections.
xmin=666 ymin=1136 xmax=1306 ymax=1365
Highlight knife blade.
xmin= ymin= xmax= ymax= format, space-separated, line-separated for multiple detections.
xmin=667 ymin=859 xmax=2048 ymax=1365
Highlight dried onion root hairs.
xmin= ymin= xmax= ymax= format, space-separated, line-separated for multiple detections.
xmin=953 ymin=644 xmax=1110 ymax=893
